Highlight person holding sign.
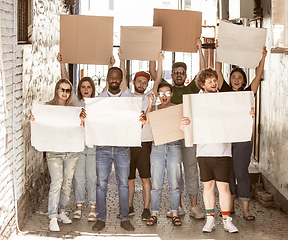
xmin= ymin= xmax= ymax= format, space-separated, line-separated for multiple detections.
xmin=181 ymin=68 xmax=254 ymax=233
xmin=149 ymin=39 xmax=205 ymax=219
xmin=116 ymin=49 xmax=164 ymax=221
xmin=30 ymin=79 xmax=78 ymax=232
xmin=80 ymin=67 xmax=146 ymax=232
xmin=72 ymin=77 xmax=98 ymax=222
xmin=145 ymin=82 xmax=182 ymax=227
xmin=216 ymin=44 xmax=267 ymax=221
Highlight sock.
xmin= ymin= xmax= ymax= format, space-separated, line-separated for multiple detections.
xmin=222 ymin=211 xmax=230 ymax=220
xmin=205 ymin=209 xmax=214 ymax=217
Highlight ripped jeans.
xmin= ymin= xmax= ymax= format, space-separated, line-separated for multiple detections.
xmin=47 ymin=152 xmax=78 ymax=219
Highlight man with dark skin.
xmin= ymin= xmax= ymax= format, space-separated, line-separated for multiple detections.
xmin=81 ymin=67 xmax=146 ymax=232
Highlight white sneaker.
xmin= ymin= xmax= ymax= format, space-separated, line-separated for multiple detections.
xmin=190 ymin=205 xmax=205 ymax=219
xmin=223 ymin=216 xmax=238 ymax=233
xmin=202 ymin=216 xmax=215 ymax=233
xmin=49 ymin=218 xmax=60 ymax=232
xmin=58 ymin=212 xmax=72 ymax=224
xmin=166 ymin=206 xmax=185 ymax=218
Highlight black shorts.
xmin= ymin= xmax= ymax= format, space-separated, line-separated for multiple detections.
xmin=197 ymin=157 xmax=232 ymax=183
xmin=128 ymin=142 xmax=152 ymax=179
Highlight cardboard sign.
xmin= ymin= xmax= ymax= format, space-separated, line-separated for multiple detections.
xmin=153 ymin=9 xmax=202 ymax=53
xmin=120 ymin=26 xmax=162 ymax=61
xmin=60 ymin=15 xmax=113 ymax=65
xmin=148 ymin=104 xmax=184 ymax=146
xmin=217 ymin=20 xmax=267 ymax=69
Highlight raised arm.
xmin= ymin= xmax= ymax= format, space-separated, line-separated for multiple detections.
xmin=118 ymin=48 xmax=128 ymax=92
xmin=149 ymin=60 xmax=157 ymax=81
xmin=152 ymin=51 xmax=164 ymax=96
xmin=197 ymin=38 xmax=206 ymax=70
xmin=57 ymin=53 xmax=69 ymax=80
xmin=214 ymin=39 xmax=224 ymax=89
xmin=250 ymin=46 xmax=267 ymax=94
xmin=145 ymin=93 xmax=155 ymax=125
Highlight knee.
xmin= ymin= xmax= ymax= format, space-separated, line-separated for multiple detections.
xmin=141 ymin=178 xmax=151 ymax=184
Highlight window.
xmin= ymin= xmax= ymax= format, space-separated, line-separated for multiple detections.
xmin=18 ymin=0 xmax=32 ymax=43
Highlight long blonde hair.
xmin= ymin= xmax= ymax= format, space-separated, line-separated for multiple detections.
xmin=48 ymin=79 xmax=73 ymax=106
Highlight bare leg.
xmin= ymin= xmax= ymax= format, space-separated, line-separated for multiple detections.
xmin=128 ymin=179 xmax=135 ymax=207
xmin=141 ymin=178 xmax=151 ymax=209
xmin=216 ymin=181 xmax=231 ymax=217
xmin=203 ymin=180 xmax=216 ymax=209
xmin=191 ymin=197 xmax=197 ymax=207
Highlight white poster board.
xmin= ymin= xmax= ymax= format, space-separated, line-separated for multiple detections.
xmin=85 ymin=97 xmax=142 ymax=147
xmin=217 ymin=20 xmax=267 ymax=69
xmin=183 ymin=91 xmax=254 ymax=146
xmin=31 ymin=104 xmax=84 ymax=152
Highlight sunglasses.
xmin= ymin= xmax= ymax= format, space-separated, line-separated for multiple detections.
xmin=158 ymin=91 xmax=171 ymax=97
xmin=173 ymin=70 xmax=185 ymax=75
xmin=58 ymin=88 xmax=71 ymax=94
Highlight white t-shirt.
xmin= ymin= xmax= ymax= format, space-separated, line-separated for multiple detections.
xmin=98 ymin=89 xmax=131 ymax=98
xmin=196 ymin=143 xmax=232 ymax=157
xmin=125 ymin=89 xmax=154 ymax=142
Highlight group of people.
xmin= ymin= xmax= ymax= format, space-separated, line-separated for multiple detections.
xmin=31 ymin=39 xmax=267 ymax=233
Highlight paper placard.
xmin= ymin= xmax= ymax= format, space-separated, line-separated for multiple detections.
xmin=153 ymin=9 xmax=202 ymax=53
xmin=120 ymin=26 xmax=162 ymax=61
xmin=217 ymin=20 xmax=267 ymax=69
xmin=148 ymin=104 xmax=184 ymax=146
xmin=31 ymin=104 xmax=84 ymax=152
xmin=183 ymin=91 xmax=254 ymax=146
xmin=85 ymin=97 xmax=142 ymax=147
xmin=272 ymin=0 xmax=288 ymax=25
xmin=60 ymin=15 xmax=113 ymax=65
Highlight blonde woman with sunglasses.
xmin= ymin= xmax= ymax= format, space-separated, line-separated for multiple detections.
xmin=31 ymin=79 xmax=78 ymax=231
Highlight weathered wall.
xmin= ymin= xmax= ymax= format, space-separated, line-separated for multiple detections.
xmin=255 ymin=0 xmax=288 ymax=205
xmin=0 ymin=0 xmax=66 ymax=239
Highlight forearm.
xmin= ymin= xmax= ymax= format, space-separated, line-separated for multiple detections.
xmin=152 ymin=60 xmax=163 ymax=95
xmin=119 ymin=59 xmax=127 ymax=92
xmin=199 ymin=46 xmax=206 ymax=70
xmin=149 ymin=61 xmax=157 ymax=80
xmin=215 ymin=61 xmax=224 ymax=89
xmin=251 ymin=57 xmax=265 ymax=94
xmin=61 ymin=63 xmax=69 ymax=80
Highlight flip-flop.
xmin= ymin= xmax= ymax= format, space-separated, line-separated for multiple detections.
xmin=243 ymin=212 xmax=255 ymax=221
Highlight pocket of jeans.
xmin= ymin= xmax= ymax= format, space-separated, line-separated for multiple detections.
xmin=172 ymin=141 xmax=181 ymax=147
xmin=97 ymin=146 xmax=104 ymax=150
xmin=121 ymin=146 xmax=130 ymax=150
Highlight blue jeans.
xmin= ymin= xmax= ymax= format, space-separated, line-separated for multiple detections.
xmin=96 ymin=146 xmax=130 ymax=222
xmin=150 ymin=141 xmax=182 ymax=213
xmin=73 ymin=145 xmax=97 ymax=204
xmin=230 ymin=141 xmax=252 ymax=201
xmin=47 ymin=152 xmax=78 ymax=219
xmin=179 ymin=139 xmax=199 ymax=198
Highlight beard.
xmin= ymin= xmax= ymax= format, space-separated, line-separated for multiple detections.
xmin=109 ymin=83 xmax=120 ymax=91
xmin=134 ymin=85 xmax=145 ymax=94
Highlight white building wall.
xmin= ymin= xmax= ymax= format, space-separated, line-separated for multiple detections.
xmin=0 ymin=1 xmax=67 ymax=239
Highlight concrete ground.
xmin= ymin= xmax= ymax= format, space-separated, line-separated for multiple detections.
xmin=9 ymin=168 xmax=288 ymax=240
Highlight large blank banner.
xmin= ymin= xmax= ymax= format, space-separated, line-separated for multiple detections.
xmin=60 ymin=15 xmax=113 ymax=65
xmin=148 ymin=104 xmax=184 ymax=146
xmin=153 ymin=9 xmax=202 ymax=53
xmin=120 ymin=26 xmax=162 ymax=61
xmin=183 ymin=91 xmax=254 ymax=146
xmin=31 ymin=104 xmax=85 ymax=152
xmin=217 ymin=20 xmax=267 ymax=69
xmin=85 ymin=97 xmax=142 ymax=147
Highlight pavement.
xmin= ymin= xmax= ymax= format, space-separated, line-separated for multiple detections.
xmin=9 ymin=167 xmax=288 ymax=240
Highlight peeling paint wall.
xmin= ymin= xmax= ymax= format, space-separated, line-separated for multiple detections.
xmin=0 ymin=0 xmax=67 ymax=238
xmin=256 ymin=0 xmax=288 ymax=201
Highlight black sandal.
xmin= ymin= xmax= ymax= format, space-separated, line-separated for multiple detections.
xmin=172 ymin=216 xmax=182 ymax=226
xmin=146 ymin=215 xmax=157 ymax=226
